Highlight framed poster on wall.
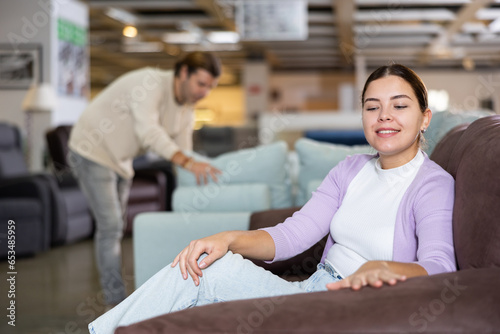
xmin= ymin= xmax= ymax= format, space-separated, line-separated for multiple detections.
xmin=58 ymin=17 xmax=89 ymax=98
xmin=0 ymin=44 xmax=42 ymax=89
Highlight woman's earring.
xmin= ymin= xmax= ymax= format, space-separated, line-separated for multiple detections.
xmin=421 ymin=128 xmax=426 ymax=134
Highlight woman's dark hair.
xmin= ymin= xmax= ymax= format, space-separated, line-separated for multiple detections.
xmin=361 ymin=64 xmax=428 ymax=113
xmin=174 ymin=52 xmax=221 ymax=78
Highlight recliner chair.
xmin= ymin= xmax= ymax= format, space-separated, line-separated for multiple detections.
xmin=0 ymin=122 xmax=91 ymax=257
xmin=45 ymin=125 xmax=170 ymax=234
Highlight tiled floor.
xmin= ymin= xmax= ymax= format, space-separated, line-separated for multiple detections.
xmin=0 ymin=237 xmax=134 ymax=334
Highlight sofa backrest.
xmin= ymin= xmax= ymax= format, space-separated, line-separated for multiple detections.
xmin=0 ymin=123 xmax=29 ymax=178
xmin=45 ymin=125 xmax=73 ymax=173
xmin=432 ymin=115 xmax=500 ymax=270
xmin=425 ymin=109 xmax=493 ymax=155
xmin=174 ymin=141 xmax=292 ymax=211
xmin=430 ymin=123 xmax=469 ymax=173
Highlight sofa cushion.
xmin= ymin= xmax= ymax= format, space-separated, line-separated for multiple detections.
xmin=176 ymin=141 xmax=292 ymax=209
xmin=430 ymin=123 xmax=469 ymax=171
xmin=425 ymin=109 xmax=492 ymax=155
xmin=294 ymin=138 xmax=372 ymax=206
xmin=173 ymin=183 xmax=271 ymax=213
xmin=115 ymin=268 xmax=500 ymax=334
xmin=445 ymin=115 xmax=500 ymax=270
xmin=133 ymin=212 xmax=252 ymax=288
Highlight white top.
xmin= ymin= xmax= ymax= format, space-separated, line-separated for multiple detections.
xmin=69 ymin=68 xmax=194 ymax=179
xmin=326 ymin=150 xmax=425 ymax=277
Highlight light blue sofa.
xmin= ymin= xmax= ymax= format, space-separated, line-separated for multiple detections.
xmin=133 ymin=139 xmax=373 ymax=287
xmin=133 ymin=109 xmax=493 ymax=288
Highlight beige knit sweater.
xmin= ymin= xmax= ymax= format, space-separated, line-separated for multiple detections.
xmin=69 ymin=68 xmax=194 ymax=179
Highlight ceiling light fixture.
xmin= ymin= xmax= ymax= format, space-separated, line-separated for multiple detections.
xmin=105 ymin=7 xmax=137 ymax=25
xmin=207 ymin=31 xmax=240 ymax=44
xmin=123 ymin=26 xmax=138 ymax=38
xmin=462 ymin=57 xmax=475 ymax=71
xmin=489 ymin=17 xmax=500 ymax=33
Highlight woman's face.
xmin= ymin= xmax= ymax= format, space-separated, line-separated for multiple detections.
xmin=362 ymin=75 xmax=431 ymax=169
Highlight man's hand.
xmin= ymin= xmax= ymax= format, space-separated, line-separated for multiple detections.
xmin=171 ymin=151 xmax=221 ymax=185
xmin=326 ymin=261 xmax=407 ymax=291
xmin=187 ymin=160 xmax=221 ymax=185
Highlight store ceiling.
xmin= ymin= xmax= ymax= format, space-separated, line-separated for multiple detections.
xmin=85 ymin=0 xmax=500 ymax=88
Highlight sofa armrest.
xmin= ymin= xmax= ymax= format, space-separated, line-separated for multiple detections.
xmin=117 ymin=268 xmax=500 ymax=334
xmin=133 ymin=211 xmax=252 ymax=289
xmin=0 ymin=174 xmax=63 ymax=250
xmin=248 ymin=207 xmax=328 ymax=280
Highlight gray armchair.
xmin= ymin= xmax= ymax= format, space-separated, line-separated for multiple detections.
xmin=0 ymin=122 xmax=93 ymax=259
xmin=0 ymin=123 xmax=51 ymax=256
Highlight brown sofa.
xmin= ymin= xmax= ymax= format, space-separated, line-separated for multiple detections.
xmin=116 ymin=115 xmax=500 ymax=333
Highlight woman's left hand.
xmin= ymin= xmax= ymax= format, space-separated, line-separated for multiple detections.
xmin=326 ymin=261 xmax=407 ymax=291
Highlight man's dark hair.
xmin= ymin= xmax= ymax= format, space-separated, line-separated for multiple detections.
xmin=174 ymin=52 xmax=221 ymax=78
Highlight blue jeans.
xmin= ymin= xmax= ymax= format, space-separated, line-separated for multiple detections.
xmin=69 ymin=150 xmax=131 ymax=304
xmin=88 ymin=251 xmax=343 ymax=334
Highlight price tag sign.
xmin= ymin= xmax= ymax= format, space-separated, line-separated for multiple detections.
xmin=236 ymin=0 xmax=308 ymax=41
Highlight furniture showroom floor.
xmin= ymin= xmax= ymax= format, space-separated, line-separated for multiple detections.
xmin=1 ymin=237 xmax=134 ymax=334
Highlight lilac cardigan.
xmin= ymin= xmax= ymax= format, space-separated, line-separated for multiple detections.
xmin=262 ymin=153 xmax=457 ymax=275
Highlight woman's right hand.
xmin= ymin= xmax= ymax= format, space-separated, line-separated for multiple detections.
xmin=171 ymin=232 xmax=232 ymax=286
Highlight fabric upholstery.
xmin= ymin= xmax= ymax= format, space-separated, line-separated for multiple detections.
xmin=0 ymin=199 xmax=43 ymax=257
xmin=294 ymin=138 xmax=372 ymax=206
xmin=192 ymin=126 xmax=235 ymax=157
xmin=133 ymin=212 xmax=252 ymax=288
xmin=444 ymin=115 xmax=500 ymax=269
xmin=122 ymin=115 xmax=500 ymax=333
xmin=430 ymin=123 xmax=468 ymax=171
xmin=249 ymin=207 xmax=328 ymax=280
xmin=0 ymin=123 xmax=28 ymax=178
xmin=0 ymin=123 xmax=54 ymax=254
xmin=45 ymin=125 xmax=72 ymax=173
xmin=176 ymin=141 xmax=292 ymax=208
xmin=46 ymin=125 xmax=168 ymax=235
xmin=173 ymin=183 xmax=271 ymax=213
xmin=424 ymin=109 xmax=493 ymax=155
xmin=116 ymin=268 xmax=500 ymax=334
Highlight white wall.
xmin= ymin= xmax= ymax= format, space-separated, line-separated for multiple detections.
xmin=268 ymin=69 xmax=500 ymax=115
xmin=0 ymin=0 xmax=88 ymax=171
xmin=269 ymin=71 xmax=356 ymax=112
xmin=0 ymin=0 xmax=52 ymax=128
xmin=419 ymin=69 xmax=500 ymax=114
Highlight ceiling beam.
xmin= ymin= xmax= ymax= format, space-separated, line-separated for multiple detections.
xmin=87 ymin=0 xmax=196 ymax=10
xmin=421 ymin=0 xmax=495 ymax=63
xmin=194 ymin=0 xmax=236 ymax=31
xmin=333 ymin=0 xmax=355 ymax=64
xmin=90 ymin=45 xmax=152 ymax=70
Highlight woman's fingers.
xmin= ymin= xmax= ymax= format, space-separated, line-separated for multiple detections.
xmin=327 ymin=270 xmax=407 ymax=291
xmin=326 ymin=279 xmax=351 ymax=290
xmin=349 ymin=275 xmax=366 ymax=290
xmin=171 ymin=235 xmax=231 ymax=286
xmin=171 ymin=254 xmax=180 ymax=268
xmin=186 ymin=262 xmax=201 ymax=286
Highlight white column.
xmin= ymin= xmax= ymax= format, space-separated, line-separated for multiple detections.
xmin=242 ymin=61 xmax=269 ymax=124
xmin=355 ymin=55 xmax=367 ymax=106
